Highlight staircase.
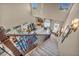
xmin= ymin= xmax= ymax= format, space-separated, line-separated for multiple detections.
xmin=25 ymin=35 xmax=59 ymax=56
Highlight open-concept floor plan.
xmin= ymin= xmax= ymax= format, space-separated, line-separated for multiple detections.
xmin=0 ymin=3 xmax=79 ymax=56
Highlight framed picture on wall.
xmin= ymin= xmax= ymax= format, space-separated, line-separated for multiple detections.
xmin=61 ymin=25 xmax=71 ymax=43
xmin=44 ymin=19 xmax=51 ymax=28
xmin=52 ymin=23 xmax=60 ymax=33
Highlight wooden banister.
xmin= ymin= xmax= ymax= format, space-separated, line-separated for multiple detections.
xmin=0 ymin=27 xmax=23 ymax=56
xmin=6 ymin=34 xmax=50 ymax=37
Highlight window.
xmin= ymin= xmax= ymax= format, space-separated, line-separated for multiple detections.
xmin=31 ymin=3 xmax=39 ymax=9
xmin=59 ymin=3 xmax=71 ymax=10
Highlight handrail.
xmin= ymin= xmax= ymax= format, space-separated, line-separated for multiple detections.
xmin=6 ymin=33 xmax=50 ymax=55
xmin=6 ymin=34 xmax=50 ymax=37
xmin=6 ymin=33 xmax=49 ymax=55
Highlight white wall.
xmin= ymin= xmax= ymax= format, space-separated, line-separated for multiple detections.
xmin=58 ymin=4 xmax=79 ymax=56
xmin=32 ymin=3 xmax=70 ymax=23
xmin=0 ymin=3 xmax=71 ymax=29
xmin=0 ymin=3 xmax=35 ymax=29
xmin=0 ymin=5 xmax=2 ymax=25
xmin=0 ymin=19 xmax=2 ymax=25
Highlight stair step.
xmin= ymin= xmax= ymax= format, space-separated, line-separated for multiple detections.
xmin=42 ymin=46 xmax=58 ymax=55
xmin=31 ymin=51 xmax=40 ymax=56
xmin=41 ymin=39 xmax=59 ymax=55
xmin=36 ymin=47 xmax=48 ymax=56
xmin=40 ymin=47 xmax=55 ymax=56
